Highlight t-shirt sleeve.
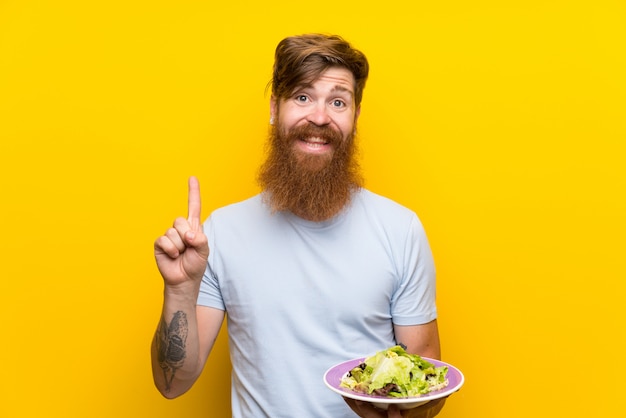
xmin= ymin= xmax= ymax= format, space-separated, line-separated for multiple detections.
xmin=390 ymin=214 xmax=437 ymax=326
xmin=197 ymin=217 xmax=226 ymax=311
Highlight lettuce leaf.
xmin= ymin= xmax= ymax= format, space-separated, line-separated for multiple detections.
xmin=340 ymin=345 xmax=449 ymax=397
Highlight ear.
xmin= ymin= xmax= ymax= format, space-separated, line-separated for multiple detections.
xmin=354 ymin=105 xmax=361 ymax=122
xmin=270 ymin=96 xmax=278 ymax=120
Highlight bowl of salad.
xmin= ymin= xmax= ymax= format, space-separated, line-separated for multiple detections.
xmin=323 ymin=345 xmax=464 ymax=410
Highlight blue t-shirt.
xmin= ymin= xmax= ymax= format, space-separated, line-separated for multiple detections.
xmin=198 ymin=189 xmax=437 ymax=418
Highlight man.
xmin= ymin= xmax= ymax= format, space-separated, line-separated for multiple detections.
xmin=152 ymin=34 xmax=445 ymax=418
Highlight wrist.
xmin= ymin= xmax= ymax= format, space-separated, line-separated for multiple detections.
xmin=163 ymin=281 xmax=201 ymax=305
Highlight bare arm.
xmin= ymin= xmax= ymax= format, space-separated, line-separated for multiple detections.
xmin=151 ymin=304 xmax=224 ymax=398
xmin=150 ymin=177 xmax=221 ymax=398
xmin=394 ymin=319 xmax=445 ymax=418
xmin=394 ymin=319 xmax=441 ymax=359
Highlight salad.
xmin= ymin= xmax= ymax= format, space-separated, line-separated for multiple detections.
xmin=340 ymin=345 xmax=449 ymax=398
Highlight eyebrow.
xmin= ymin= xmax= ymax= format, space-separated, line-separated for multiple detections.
xmin=330 ymin=85 xmax=354 ymax=98
xmin=294 ymin=83 xmax=354 ymax=98
xmin=292 ymin=83 xmax=354 ymax=96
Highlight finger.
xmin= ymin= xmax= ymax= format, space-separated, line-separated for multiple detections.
xmin=386 ymin=405 xmax=402 ymax=418
xmin=165 ymin=226 xmax=186 ymax=253
xmin=154 ymin=235 xmax=181 ymax=258
xmin=174 ymin=215 xmax=208 ymax=255
xmin=187 ymin=176 xmax=202 ymax=230
xmin=173 ymin=216 xmax=195 ymax=246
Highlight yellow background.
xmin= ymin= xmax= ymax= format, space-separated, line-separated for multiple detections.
xmin=1 ymin=1 xmax=624 ymax=417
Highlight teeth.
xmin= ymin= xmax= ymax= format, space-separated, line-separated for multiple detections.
xmin=304 ymin=137 xmax=327 ymax=144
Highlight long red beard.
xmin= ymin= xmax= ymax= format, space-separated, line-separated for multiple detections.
xmin=257 ymin=123 xmax=363 ymax=221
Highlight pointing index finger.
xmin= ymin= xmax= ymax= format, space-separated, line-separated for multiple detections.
xmin=187 ymin=176 xmax=202 ymax=230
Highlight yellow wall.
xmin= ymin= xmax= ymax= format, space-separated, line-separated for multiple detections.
xmin=1 ymin=1 xmax=624 ymax=417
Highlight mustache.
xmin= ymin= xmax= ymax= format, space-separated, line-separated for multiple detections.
xmin=282 ymin=123 xmax=343 ymax=145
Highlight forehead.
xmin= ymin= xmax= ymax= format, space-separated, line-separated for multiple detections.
xmin=297 ymin=67 xmax=355 ymax=96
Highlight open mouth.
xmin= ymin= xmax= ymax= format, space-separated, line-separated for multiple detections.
xmin=301 ymin=136 xmax=330 ymax=148
xmin=284 ymin=124 xmax=341 ymax=154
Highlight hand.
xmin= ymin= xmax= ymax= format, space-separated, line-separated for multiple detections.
xmin=344 ymin=398 xmax=446 ymax=418
xmin=344 ymin=399 xmax=401 ymax=418
xmin=154 ymin=176 xmax=210 ymax=287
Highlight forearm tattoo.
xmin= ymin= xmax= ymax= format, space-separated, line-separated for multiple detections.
xmin=157 ymin=311 xmax=188 ymax=392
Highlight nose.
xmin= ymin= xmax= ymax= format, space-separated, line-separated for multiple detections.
xmin=306 ymin=102 xmax=331 ymax=126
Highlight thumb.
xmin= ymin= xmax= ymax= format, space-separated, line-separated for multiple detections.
xmin=185 ymin=230 xmax=197 ymax=243
xmin=184 ymin=227 xmax=210 ymax=258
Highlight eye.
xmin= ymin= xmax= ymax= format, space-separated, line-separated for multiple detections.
xmin=295 ymin=95 xmax=309 ymax=103
xmin=331 ymin=99 xmax=346 ymax=108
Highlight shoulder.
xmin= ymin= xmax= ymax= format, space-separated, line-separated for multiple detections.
xmin=353 ymin=188 xmax=418 ymax=220
xmin=350 ymin=189 xmax=429 ymax=241
xmin=209 ymin=194 xmax=265 ymax=220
